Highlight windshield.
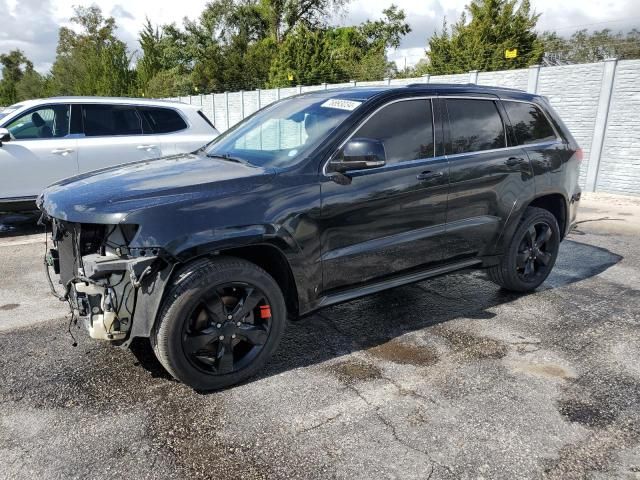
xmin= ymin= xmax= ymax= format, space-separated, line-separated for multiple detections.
xmin=206 ymin=96 xmax=362 ymax=168
xmin=0 ymin=103 xmax=25 ymax=121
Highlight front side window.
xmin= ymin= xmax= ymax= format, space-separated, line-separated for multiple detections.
xmin=353 ymin=99 xmax=434 ymax=164
xmin=207 ymin=96 xmax=356 ymax=167
xmin=83 ymin=105 xmax=142 ymax=137
xmin=138 ymin=107 xmax=188 ymax=134
xmin=5 ymin=105 xmax=70 ymax=140
xmin=502 ymin=101 xmax=557 ymax=145
xmin=446 ymin=99 xmax=506 ymax=154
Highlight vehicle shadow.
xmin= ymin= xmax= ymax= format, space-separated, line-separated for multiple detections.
xmin=131 ymin=238 xmax=622 ymax=389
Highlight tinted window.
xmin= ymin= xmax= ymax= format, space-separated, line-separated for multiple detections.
xmin=5 ymin=105 xmax=70 ymax=139
xmin=446 ymin=99 xmax=505 ymax=154
xmin=503 ymin=101 xmax=557 ymax=145
xmin=83 ymin=105 xmax=142 ymax=136
xmin=354 ymin=100 xmax=434 ymax=164
xmin=138 ymin=107 xmax=187 ymax=134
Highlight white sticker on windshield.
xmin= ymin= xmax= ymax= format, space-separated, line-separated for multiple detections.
xmin=321 ymin=99 xmax=362 ymax=111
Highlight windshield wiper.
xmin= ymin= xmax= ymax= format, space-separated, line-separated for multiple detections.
xmin=206 ymin=153 xmax=255 ymax=167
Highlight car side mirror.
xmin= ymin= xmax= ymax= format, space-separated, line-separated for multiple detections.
xmin=0 ymin=128 xmax=10 ymax=146
xmin=329 ymin=138 xmax=386 ymax=173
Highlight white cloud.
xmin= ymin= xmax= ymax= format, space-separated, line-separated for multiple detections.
xmin=0 ymin=0 xmax=638 ymax=73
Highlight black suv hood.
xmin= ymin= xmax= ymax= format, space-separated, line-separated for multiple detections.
xmin=38 ymin=153 xmax=275 ymax=224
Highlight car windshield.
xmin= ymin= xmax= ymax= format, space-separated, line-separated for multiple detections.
xmin=0 ymin=103 xmax=24 ymax=121
xmin=206 ymin=95 xmax=362 ymax=168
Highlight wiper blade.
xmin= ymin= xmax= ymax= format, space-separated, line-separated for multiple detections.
xmin=206 ymin=153 xmax=255 ymax=167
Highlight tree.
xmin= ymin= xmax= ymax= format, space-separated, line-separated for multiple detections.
xmin=137 ymin=18 xmax=164 ymax=94
xmin=50 ymin=6 xmax=135 ymax=96
xmin=0 ymin=50 xmax=40 ymax=104
xmin=541 ymin=29 xmax=640 ymax=64
xmin=425 ymin=0 xmax=543 ymax=74
xmin=267 ymin=6 xmax=410 ymax=86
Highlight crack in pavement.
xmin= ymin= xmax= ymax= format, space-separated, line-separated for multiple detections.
xmin=344 ymin=381 xmax=455 ymax=477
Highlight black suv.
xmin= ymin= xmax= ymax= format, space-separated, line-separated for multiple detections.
xmin=39 ymin=85 xmax=582 ymax=390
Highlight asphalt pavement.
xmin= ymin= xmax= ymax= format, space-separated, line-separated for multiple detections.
xmin=0 ymin=193 xmax=639 ymax=480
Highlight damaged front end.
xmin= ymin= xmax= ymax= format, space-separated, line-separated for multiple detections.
xmin=44 ymin=218 xmax=171 ymax=344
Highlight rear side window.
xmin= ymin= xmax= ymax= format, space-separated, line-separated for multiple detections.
xmin=446 ymin=99 xmax=506 ymax=154
xmin=354 ymin=99 xmax=434 ymax=164
xmin=83 ymin=105 xmax=142 ymax=136
xmin=138 ymin=107 xmax=187 ymax=134
xmin=502 ymin=101 xmax=557 ymax=145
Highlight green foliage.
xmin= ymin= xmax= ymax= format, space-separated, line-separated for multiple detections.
xmin=425 ymin=0 xmax=544 ymax=74
xmin=49 ymin=6 xmax=135 ymax=96
xmin=267 ymin=6 xmax=409 ymax=86
xmin=541 ymin=29 xmax=640 ymax=64
xmin=0 ymin=50 xmax=43 ymax=104
xmin=13 ymin=0 xmax=640 ymax=101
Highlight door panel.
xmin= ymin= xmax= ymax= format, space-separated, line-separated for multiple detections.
xmin=76 ymin=104 xmax=162 ymax=173
xmin=442 ymin=98 xmax=535 ymax=261
xmin=0 ymin=138 xmax=78 ymax=199
xmin=445 ymin=150 xmax=532 ymax=259
xmin=320 ymin=98 xmax=449 ymax=292
xmin=321 ymin=159 xmax=449 ymax=291
xmin=77 ymin=135 xmax=162 ymax=173
xmin=0 ymin=103 xmax=78 ymax=199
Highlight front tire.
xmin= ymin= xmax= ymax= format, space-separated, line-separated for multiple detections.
xmin=488 ymin=207 xmax=560 ymax=292
xmin=151 ymin=257 xmax=286 ymax=391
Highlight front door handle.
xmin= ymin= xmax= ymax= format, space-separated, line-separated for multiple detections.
xmin=51 ymin=148 xmax=74 ymax=155
xmin=137 ymin=144 xmax=157 ymax=150
xmin=417 ymin=171 xmax=444 ymax=181
xmin=506 ymin=157 xmax=524 ymax=167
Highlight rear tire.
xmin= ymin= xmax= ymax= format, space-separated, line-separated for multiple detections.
xmin=151 ymin=256 xmax=286 ymax=391
xmin=488 ymin=207 xmax=560 ymax=292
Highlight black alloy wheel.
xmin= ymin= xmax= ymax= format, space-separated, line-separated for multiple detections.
xmin=488 ymin=206 xmax=561 ymax=292
xmin=152 ymin=257 xmax=287 ymax=391
xmin=183 ymin=283 xmax=272 ymax=375
xmin=516 ymin=222 xmax=554 ymax=281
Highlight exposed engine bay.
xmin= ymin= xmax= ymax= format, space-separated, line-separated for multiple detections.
xmin=44 ymin=219 xmax=165 ymax=343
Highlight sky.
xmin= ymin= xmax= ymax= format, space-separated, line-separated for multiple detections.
xmin=1 ymin=0 xmax=639 ymax=73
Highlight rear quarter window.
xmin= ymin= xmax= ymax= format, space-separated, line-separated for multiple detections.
xmin=502 ymin=101 xmax=557 ymax=145
xmin=138 ymin=107 xmax=188 ymax=134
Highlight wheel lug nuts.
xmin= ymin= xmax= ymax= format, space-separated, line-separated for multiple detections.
xmin=219 ymin=335 xmax=224 ymax=340
xmin=216 ymin=323 xmax=222 ymax=328
xmin=231 ymin=334 xmax=236 ymax=339
xmin=227 ymin=315 xmax=233 ymax=320
xmin=236 ymin=322 xmax=241 ymax=327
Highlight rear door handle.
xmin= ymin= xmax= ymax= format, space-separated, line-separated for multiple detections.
xmin=416 ymin=171 xmax=444 ymax=181
xmin=51 ymin=148 xmax=74 ymax=155
xmin=137 ymin=144 xmax=157 ymax=150
xmin=506 ymin=157 xmax=524 ymax=167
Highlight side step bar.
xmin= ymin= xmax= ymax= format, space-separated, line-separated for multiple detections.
xmin=316 ymin=258 xmax=482 ymax=309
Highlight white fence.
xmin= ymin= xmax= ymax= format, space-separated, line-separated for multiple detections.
xmin=168 ymin=59 xmax=640 ymax=196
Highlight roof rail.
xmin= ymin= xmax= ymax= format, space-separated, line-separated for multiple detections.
xmin=405 ymin=82 xmax=527 ymax=93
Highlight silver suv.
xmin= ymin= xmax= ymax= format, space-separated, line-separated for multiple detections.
xmin=0 ymin=97 xmax=219 ymax=211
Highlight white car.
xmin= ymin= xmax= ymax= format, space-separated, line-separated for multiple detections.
xmin=0 ymin=97 xmax=219 ymax=211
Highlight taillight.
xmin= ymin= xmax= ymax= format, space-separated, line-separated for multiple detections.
xmin=575 ymin=147 xmax=584 ymax=163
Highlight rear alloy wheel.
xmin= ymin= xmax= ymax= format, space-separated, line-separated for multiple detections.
xmin=152 ymin=257 xmax=286 ymax=390
xmin=488 ymin=207 xmax=560 ymax=292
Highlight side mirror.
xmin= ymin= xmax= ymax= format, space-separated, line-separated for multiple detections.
xmin=329 ymin=138 xmax=386 ymax=173
xmin=0 ymin=128 xmax=10 ymax=146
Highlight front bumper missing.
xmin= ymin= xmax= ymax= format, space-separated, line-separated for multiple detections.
xmin=49 ymin=250 xmax=160 ymax=341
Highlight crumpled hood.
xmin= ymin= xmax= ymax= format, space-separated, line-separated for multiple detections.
xmin=38 ymin=153 xmax=275 ymax=224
